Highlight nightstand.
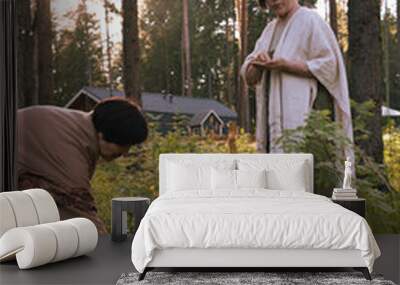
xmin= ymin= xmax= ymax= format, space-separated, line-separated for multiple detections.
xmin=331 ymin=198 xmax=366 ymax=218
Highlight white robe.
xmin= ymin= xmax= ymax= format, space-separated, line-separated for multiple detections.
xmin=241 ymin=7 xmax=354 ymax=160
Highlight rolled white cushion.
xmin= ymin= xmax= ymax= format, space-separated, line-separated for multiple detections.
xmin=23 ymin=189 xmax=60 ymax=224
xmin=0 ymin=191 xmax=39 ymax=227
xmin=0 ymin=196 xmax=17 ymax=237
xmin=42 ymin=221 xmax=79 ymax=262
xmin=0 ymin=226 xmax=57 ymax=269
xmin=0 ymin=218 xmax=98 ymax=269
xmin=66 ymin=218 xmax=98 ymax=257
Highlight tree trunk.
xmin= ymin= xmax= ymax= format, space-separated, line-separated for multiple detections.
xmin=398 ymin=0 xmax=400 ymax=57
xmin=122 ymin=0 xmax=141 ymax=105
xmin=224 ymin=17 xmax=233 ymax=107
xmin=181 ymin=29 xmax=185 ymax=97
xmin=383 ymin=2 xmax=390 ymax=106
xmin=329 ymin=0 xmax=338 ymax=38
xmin=17 ymin=0 xmax=35 ymax=107
xmin=81 ymin=1 xmax=93 ymax=86
xmin=181 ymin=0 xmax=192 ymax=97
xmin=348 ymin=0 xmax=383 ymax=163
xmin=397 ymin=0 xmax=400 ymax=107
xmin=232 ymin=6 xmax=238 ymax=109
xmin=36 ymin=0 xmax=53 ymax=105
xmin=236 ymin=0 xmax=250 ymax=132
xmin=104 ymin=0 xmax=114 ymax=95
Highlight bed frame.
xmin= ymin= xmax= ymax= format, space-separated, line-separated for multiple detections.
xmin=139 ymin=248 xmax=370 ymax=280
xmin=138 ymin=154 xmax=371 ymax=281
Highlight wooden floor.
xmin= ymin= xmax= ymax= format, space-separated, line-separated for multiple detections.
xmin=0 ymin=235 xmax=399 ymax=285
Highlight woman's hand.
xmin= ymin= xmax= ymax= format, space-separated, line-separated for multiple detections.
xmin=253 ymin=56 xmax=313 ymax=78
xmin=245 ymin=64 xmax=262 ymax=86
xmin=252 ymin=51 xmax=271 ymax=64
xmin=244 ymin=51 xmax=270 ymax=86
xmin=252 ymin=57 xmax=287 ymax=71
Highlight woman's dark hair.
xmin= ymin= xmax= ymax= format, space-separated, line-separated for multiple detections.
xmin=258 ymin=0 xmax=267 ymax=9
xmin=92 ymin=97 xmax=148 ymax=146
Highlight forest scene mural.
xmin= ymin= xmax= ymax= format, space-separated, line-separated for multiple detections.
xmin=16 ymin=0 xmax=400 ymax=234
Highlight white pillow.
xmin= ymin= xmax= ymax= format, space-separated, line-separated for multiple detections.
xmin=236 ymin=169 xmax=267 ymax=189
xmin=211 ymin=168 xmax=236 ymax=190
xmin=167 ymin=162 xmax=210 ymax=191
xmin=237 ymin=159 xmax=307 ymax=191
xmin=166 ymin=159 xmax=236 ymax=192
xmin=211 ymin=168 xmax=268 ymax=190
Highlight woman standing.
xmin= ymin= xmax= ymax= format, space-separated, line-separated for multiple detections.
xmin=241 ymin=0 xmax=353 ymax=159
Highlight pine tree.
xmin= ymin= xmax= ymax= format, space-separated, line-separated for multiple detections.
xmin=329 ymin=0 xmax=338 ymax=38
xmin=104 ymin=0 xmax=114 ymax=95
xmin=53 ymin=0 xmax=106 ymax=106
xmin=236 ymin=0 xmax=250 ymax=132
xmin=398 ymin=0 xmax=400 ymax=54
xmin=17 ymin=0 xmax=35 ymax=107
xmin=140 ymin=0 xmax=182 ymax=95
xmin=348 ymin=0 xmax=383 ymax=163
xmin=35 ymin=0 xmax=53 ymax=104
xmin=122 ymin=0 xmax=141 ymax=105
xmin=223 ymin=1 xmax=236 ymax=108
xmin=386 ymin=8 xmax=400 ymax=110
xmin=395 ymin=0 xmax=400 ymax=109
xmin=140 ymin=0 xmax=239 ymax=104
xmin=181 ymin=0 xmax=192 ymax=97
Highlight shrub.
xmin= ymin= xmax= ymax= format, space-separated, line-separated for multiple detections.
xmin=277 ymin=101 xmax=400 ymax=233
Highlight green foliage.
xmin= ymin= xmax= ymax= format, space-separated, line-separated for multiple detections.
xmin=277 ymin=110 xmax=348 ymax=197
xmin=278 ymin=100 xmax=400 ymax=233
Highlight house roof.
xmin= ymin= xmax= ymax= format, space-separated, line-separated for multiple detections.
xmin=189 ymin=110 xmax=224 ymax=127
xmin=189 ymin=111 xmax=210 ymax=126
xmin=67 ymin=86 xmax=237 ymax=119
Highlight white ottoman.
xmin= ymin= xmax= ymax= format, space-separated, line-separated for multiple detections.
xmin=0 ymin=189 xmax=98 ymax=269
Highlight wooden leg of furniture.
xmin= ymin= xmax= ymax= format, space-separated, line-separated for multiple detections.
xmin=354 ymin=267 xmax=372 ymax=280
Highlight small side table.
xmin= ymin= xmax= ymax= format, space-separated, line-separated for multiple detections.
xmin=331 ymin=198 xmax=366 ymax=218
xmin=111 ymin=197 xmax=150 ymax=242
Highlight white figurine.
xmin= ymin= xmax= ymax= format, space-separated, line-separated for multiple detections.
xmin=342 ymin=157 xmax=352 ymax=189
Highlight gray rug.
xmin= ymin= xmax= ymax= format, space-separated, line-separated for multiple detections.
xmin=116 ymin=272 xmax=396 ymax=285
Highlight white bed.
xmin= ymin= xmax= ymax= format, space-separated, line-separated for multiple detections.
xmin=131 ymin=153 xmax=380 ymax=280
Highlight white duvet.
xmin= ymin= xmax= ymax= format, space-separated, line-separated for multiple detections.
xmin=131 ymin=190 xmax=380 ymax=273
